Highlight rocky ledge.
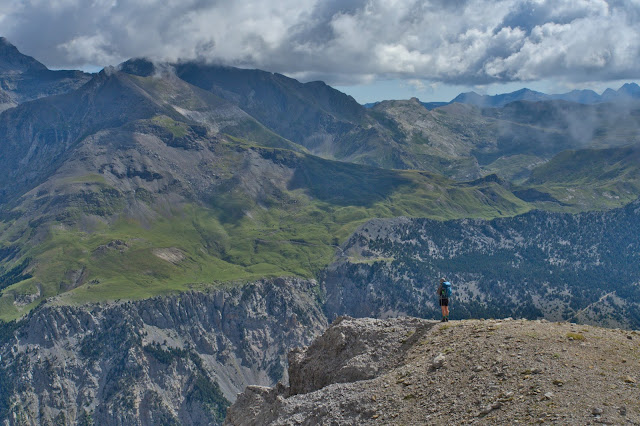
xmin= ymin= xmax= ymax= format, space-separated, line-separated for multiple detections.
xmin=226 ymin=317 xmax=640 ymax=425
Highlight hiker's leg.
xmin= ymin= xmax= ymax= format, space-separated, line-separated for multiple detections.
xmin=441 ymin=305 xmax=446 ymax=317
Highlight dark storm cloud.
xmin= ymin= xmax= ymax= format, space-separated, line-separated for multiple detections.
xmin=2 ymin=0 xmax=639 ymax=85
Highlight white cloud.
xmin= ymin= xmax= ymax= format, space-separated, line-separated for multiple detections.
xmin=3 ymin=0 xmax=640 ymax=85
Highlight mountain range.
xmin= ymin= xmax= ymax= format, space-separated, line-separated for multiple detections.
xmin=394 ymin=83 xmax=640 ymax=110
xmin=1 ymin=37 xmax=640 ymax=424
xmin=445 ymin=83 xmax=640 ymax=108
xmin=1 ymin=36 xmax=640 ymax=320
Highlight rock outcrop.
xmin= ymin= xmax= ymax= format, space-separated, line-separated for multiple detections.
xmin=0 ymin=278 xmax=327 ymax=425
xmin=226 ymin=317 xmax=640 ymax=425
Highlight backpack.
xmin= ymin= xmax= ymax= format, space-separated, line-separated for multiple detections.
xmin=441 ymin=281 xmax=452 ymax=298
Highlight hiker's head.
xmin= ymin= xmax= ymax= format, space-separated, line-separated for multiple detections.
xmin=440 ymin=278 xmax=445 ymax=283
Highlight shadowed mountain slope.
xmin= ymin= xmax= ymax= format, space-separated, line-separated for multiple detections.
xmin=0 ymin=37 xmax=91 ymax=112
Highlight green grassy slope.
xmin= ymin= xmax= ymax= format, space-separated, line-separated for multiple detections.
xmin=0 ymin=139 xmax=531 ymax=321
xmin=522 ymin=144 xmax=640 ymax=209
xmin=3 ymin=62 xmax=640 ymax=323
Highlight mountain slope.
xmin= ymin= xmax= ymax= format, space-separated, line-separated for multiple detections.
xmin=173 ymin=63 xmax=376 ymax=157
xmin=523 ymin=144 xmax=640 ymax=208
xmin=371 ymin=98 xmax=640 ymax=184
xmin=0 ymin=38 xmax=91 ymax=111
xmin=0 ymin=127 xmax=531 ymax=320
xmin=322 ymin=198 xmax=640 ymax=329
xmin=418 ymin=95 xmax=640 ymax=183
xmin=0 ymin=64 xmax=307 ymax=204
xmin=0 ymin=69 xmax=175 ymax=201
xmin=0 ymin=278 xmax=327 ymax=425
xmin=451 ymin=88 xmax=549 ymax=107
xmin=0 ymin=66 xmax=536 ymax=320
xmin=118 ymin=59 xmax=305 ymax=152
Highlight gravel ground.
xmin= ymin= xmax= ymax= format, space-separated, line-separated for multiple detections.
xmin=226 ymin=317 xmax=640 ymax=425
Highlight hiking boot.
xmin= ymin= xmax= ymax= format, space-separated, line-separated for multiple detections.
xmin=445 ymin=317 xmax=449 ymax=322
xmin=441 ymin=318 xmax=446 ymax=322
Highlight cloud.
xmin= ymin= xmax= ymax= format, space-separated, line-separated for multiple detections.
xmin=3 ymin=0 xmax=640 ymax=85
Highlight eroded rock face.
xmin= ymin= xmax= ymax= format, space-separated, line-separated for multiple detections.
xmin=0 ymin=278 xmax=327 ymax=425
xmin=287 ymin=316 xmax=435 ymax=396
xmin=225 ymin=317 xmax=436 ymax=425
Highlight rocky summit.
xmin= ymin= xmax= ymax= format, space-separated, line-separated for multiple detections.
xmin=226 ymin=316 xmax=640 ymax=425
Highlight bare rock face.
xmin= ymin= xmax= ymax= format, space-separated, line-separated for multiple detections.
xmin=226 ymin=317 xmax=640 ymax=425
xmin=287 ymin=316 xmax=434 ymax=396
xmin=225 ymin=317 xmax=435 ymax=425
xmin=0 ymin=278 xmax=327 ymax=425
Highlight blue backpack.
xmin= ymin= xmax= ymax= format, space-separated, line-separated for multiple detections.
xmin=441 ymin=281 xmax=452 ymax=298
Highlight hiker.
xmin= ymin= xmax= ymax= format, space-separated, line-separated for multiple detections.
xmin=437 ymin=278 xmax=451 ymax=322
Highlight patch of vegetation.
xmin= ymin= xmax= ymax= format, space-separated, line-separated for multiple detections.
xmin=76 ymin=410 xmax=94 ymax=426
xmin=566 ymin=332 xmax=585 ymax=341
xmin=187 ymin=374 xmax=230 ymax=423
xmin=143 ymin=343 xmax=188 ymax=365
xmin=152 ymin=116 xmax=189 ymax=139
xmin=0 ymin=258 xmax=32 ymax=292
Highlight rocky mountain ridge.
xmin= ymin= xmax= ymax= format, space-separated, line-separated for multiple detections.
xmin=449 ymin=83 xmax=640 ymax=108
xmin=0 ymin=38 xmax=91 ymax=112
xmin=226 ymin=316 xmax=640 ymax=425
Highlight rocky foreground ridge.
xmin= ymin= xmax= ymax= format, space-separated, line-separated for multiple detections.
xmin=226 ymin=316 xmax=640 ymax=425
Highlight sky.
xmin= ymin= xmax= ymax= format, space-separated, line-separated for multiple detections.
xmin=2 ymin=0 xmax=640 ymax=103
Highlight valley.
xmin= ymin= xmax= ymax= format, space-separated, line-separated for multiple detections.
xmin=1 ymin=37 xmax=640 ymax=424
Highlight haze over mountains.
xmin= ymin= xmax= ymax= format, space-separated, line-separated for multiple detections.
xmin=1 ymin=37 xmax=640 ymax=424
xmin=430 ymin=83 xmax=640 ymax=109
xmin=365 ymin=83 xmax=640 ymax=110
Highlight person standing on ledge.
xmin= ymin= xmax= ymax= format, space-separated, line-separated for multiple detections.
xmin=437 ymin=278 xmax=451 ymax=322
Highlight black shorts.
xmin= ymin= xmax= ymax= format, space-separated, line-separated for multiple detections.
xmin=439 ymin=298 xmax=449 ymax=307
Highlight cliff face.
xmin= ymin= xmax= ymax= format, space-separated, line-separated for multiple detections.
xmin=226 ymin=317 xmax=640 ymax=425
xmin=0 ymin=278 xmax=327 ymax=425
xmin=322 ymin=200 xmax=640 ymax=329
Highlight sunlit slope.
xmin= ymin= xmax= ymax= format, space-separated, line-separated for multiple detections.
xmin=522 ymin=144 xmax=640 ymax=209
xmin=0 ymin=129 xmax=531 ymax=320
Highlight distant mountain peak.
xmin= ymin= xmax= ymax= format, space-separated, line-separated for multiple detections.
xmin=620 ymin=82 xmax=640 ymax=89
xmin=618 ymin=82 xmax=640 ymax=96
xmin=442 ymin=83 xmax=640 ymax=108
xmin=119 ymin=58 xmax=157 ymax=77
xmin=0 ymin=37 xmax=47 ymax=73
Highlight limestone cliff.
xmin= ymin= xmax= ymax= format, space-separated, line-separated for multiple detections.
xmin=0 ymin=278 xmax=327 ymax=425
